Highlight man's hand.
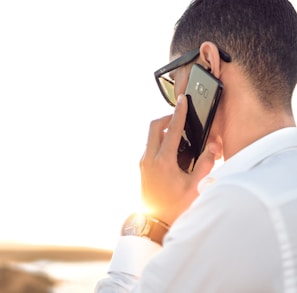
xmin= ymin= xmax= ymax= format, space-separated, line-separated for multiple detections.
xmin=140 ymin=94 xmax=221 ymax=226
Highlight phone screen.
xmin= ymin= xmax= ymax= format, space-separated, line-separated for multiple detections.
xmin=177 ymin=64 xmax=223 ymax=172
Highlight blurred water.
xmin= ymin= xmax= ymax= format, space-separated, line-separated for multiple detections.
xmin=16 ymin=260 xmax=109 ymax=293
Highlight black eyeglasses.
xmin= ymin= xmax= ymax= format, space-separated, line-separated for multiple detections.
xmin=154 ymin=47 xmax=232 ymax=107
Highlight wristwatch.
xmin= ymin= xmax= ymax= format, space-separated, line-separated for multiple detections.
xmin=121 ymin=213 xmax=170 ymax=246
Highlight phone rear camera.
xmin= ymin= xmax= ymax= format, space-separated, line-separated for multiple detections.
xmin=198 ymin=84 xmax=204 ymax=95
xmin=195 ymin=82 xmax=205 ymax=95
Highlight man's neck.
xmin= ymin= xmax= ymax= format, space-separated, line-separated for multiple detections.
xmin=222 ymin=107 xmax=296 ymax=161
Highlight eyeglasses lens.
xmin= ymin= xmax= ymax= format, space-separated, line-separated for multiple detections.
xmin=159 ymin=76 xmax=176 ymax=107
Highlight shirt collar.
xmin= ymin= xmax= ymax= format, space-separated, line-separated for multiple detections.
xmin=198 ymin=127 xmax=297 ymax=193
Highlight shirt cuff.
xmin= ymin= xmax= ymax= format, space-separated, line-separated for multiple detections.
xmin=108 ymin=235 xmax=162 ymax=277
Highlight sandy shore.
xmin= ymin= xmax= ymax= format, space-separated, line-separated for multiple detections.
xmin=0 ymin=243 xmax=112 ymax=262
xmin=0 ymin=243 xmax=112 ymax=293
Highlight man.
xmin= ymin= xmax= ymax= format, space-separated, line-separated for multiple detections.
xmin=95 ymin=0 xmax=297 ymax=292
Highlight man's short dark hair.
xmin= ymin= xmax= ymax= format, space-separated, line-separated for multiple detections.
xmin=171 ymin=0 xmax=297 ymax=111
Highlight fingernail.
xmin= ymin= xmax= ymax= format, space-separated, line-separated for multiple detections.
xmin=207 ymin=143 xmax=217 ymax=155
xmin=177 ymin=94 xmax=184 ymax=104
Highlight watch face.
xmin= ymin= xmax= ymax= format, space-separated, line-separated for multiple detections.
xmin=121 ymin=213 xmax=147 ymax=236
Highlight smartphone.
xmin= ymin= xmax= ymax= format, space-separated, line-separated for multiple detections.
xmin=177 ymin=64 xmax=223 ymax=172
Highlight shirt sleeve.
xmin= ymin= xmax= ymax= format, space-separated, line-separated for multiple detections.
xmin=94 ymin=272 xmax=138 ymax=293
xmin=94 ymin=235 xmax=162 ymax=293
xmin=95 ymin=183 xmax=283 ymax=293
xmin=129 ymin=184 xmax=282 ymax=292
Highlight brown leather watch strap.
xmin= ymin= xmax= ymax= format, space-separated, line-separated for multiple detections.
xmin=147 ymin=216 xmax=170 ymax=245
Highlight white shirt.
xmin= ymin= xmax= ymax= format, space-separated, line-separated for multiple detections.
xmin=95 ymin=127 xmax=297 ymax=293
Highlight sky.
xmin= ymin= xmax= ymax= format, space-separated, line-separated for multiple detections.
xmin=0 ymin=1 xmax=296 ymax=250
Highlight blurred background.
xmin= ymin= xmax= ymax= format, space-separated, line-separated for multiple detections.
xmin=0 ymin=1 xmax=189 ymax=292
xmin=0 ymin=1 xmax=296 ymax=292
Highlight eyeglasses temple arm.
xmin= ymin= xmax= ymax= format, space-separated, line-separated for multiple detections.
xmin=154 ymin=48 xmax=200 ymax=77
xmin=154 ymin=47 xmax=231 ymax=77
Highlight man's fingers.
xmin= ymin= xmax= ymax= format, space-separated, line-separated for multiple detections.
xmin=159 ymin=94 xmax=188 ymax=157
xmin=143 ymin=114 xmax=172 ymax=160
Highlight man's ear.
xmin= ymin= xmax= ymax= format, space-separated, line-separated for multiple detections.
xmin=199 ymin=42 xmax=222 ymax=79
